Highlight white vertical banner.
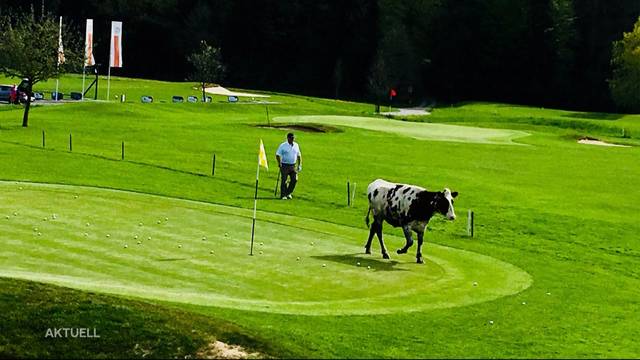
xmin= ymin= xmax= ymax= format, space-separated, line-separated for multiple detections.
xmin=57 ymin=16 xmax=65 ymax=66
xmin=55 ymin=16 xmax=64 ymax=101
xmin=107 ymin=21 xmax=123 ymax=100
xmin=109 ymin=21 xmax=123 ymax=68
xmin=85 ymin=19 xmax=95 ymax=67
xmin=82 ymin=19 xmax=95 ymax=100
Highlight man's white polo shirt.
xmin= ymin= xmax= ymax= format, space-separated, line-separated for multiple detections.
xmin=276 ymin=141 xmax=301 ymax=165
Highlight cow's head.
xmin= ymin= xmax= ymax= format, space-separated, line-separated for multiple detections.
xmin=433 ymin=188 xmax=458 ymax=220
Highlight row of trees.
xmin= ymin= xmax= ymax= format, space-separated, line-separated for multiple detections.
xmin=1 ymin=0 xmax=639 ymax=112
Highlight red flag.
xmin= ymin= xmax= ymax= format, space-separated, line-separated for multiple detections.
xmin=389 ymin=88 xmax=397 ymax=98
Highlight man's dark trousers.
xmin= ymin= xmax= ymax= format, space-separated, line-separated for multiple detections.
xmin=280 ymin=164 xmax=297 ymax=197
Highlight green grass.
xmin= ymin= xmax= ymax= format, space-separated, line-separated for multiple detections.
xmin=0 ymin=181 xmax=531 ymax=316
xmin=0 ymin=277 xmax=281 ymax=359
xmin=1 ymin=74 xmax=640 ymax=358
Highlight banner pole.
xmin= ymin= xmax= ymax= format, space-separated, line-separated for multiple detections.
xmin=107 ymin=66 xmax=111 ymax=101
xmin=82 ymin=67 xmax=86 ymax=100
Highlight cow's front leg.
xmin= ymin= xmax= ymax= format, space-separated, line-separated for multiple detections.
xmin=397 ymin=226 xmax=414 ymax=254
xmin=415 ymin=230 xmax=425 ymax=264
xmin=375 ymin=222 xmax=390 ymax=259
xmin=364 ymin=221 xmax=377 ymax=254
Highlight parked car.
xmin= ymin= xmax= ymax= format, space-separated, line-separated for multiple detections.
xmin=0 ymin=84 xmax=14 ymax=103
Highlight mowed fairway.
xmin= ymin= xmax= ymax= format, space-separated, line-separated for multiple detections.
xmin=0 ymin=181 xmax=530 ymax=315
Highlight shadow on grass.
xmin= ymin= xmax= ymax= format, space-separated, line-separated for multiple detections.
xmin=155 ymin=257 xmax=189 ymax=262
xmin=311 ymin=253 xmax=408 ymax=272
xmin=562 ymin=112 xmax=624 ymax=121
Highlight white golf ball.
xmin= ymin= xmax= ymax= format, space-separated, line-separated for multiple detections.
xmin=13 ymin=212 xmax=17 ymax=216
xmin=84 ymin=233 xmax=88 ymax=237
xmin=139 ymin=222 xmax=143 ymax=226
xmin=259 ymin=251 xmax=263 ymax=255
xmin=322 ymin=264 xmax=326 ymax=267
xmin=5 ymin=216 xmax=9 ymax=219
xmin=489 ymin=320 xmax=494 ymax=325
xmin=147 ymin=236 xmax=151 ymax=240
xmin=134 ymin=235 xmax=138 ymax=239
xmin=178 ymin=244 xmax=182 ymax=248
xmin=546 ymin=292 xmax=551 ymax=296
xmin=224 ymin=232 xmax=229 ymax=237
xmin=43 ymin=218 xmax=48 ymax=221
xmin=260 ymin=242 xmax=264 ymax=246
xmin=157 ymin=220 xmax=161 ymax=224
xmin=522 ymin=302 xmax=526 ymax=305
xmin=165 ymin=217 xmax=168 ymax=221
xmin=74 ymin=195 xmax=78 ymax=199
xmin=137 ymin=241 xmax=141 ymax=245
xmin=210 ymin=250 xmax=214 ymax=254
xmin=19 ymin=187 xmax=23 ymax=190
xmin=310 ymin=242 xmax=314 ymax=246
xmin=473 ymin=282 xmax=478 ymax=287
xmin=296 ymin=257 xmax=300 ymax=261
xmin=367 ymin=266 xmax=371 ymax=270
xmin=34 ymin=227 xmax=38 ymax=232
xmin=357 ymin=262 xmax=360 ymax=266
xmin=37 ymin=232 xmax=42 ymax=236
xmin=124 ymin=244 xmax=128 ymax=248
xmin=202 ymin=236 xmax=207 ymax=241
xmin=106 ymin=234 xmax=110 ymax=238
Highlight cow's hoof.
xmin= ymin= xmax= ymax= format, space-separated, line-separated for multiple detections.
xmin=397 ymin=248 xmax=407 ymax=254
xmin=382 ymin=253 xmax=390 ymax=259
xmin=416 ymin=258 xmax=424 ymax=264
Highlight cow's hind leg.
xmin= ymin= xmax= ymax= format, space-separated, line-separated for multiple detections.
xmin=415 ymin=230 xmax=425 ymax=264
xmin=375 ymin=222 xmax=390 ymax=259
xmin=397 ymin=226 xmax=414 ymax=254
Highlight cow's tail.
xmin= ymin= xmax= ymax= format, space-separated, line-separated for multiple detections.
xmin=365 ymin=206 xmax=371 ymax=228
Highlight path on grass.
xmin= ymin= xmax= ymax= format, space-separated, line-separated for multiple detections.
xmin=274 ymin=115 xmax=529 ymax=145
xmin=0 ymin=181 xmax=532 ymax=315
xmin=381 ymin=107 xmax=431 ymax=116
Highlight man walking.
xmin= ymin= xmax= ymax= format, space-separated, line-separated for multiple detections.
xmin=275 ymin=132 xmax=302 ymax=200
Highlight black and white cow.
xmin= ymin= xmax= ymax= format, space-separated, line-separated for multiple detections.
xmin=365 ymin=179 xmax=458 ymax=264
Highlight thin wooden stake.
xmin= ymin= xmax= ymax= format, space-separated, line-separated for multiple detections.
xmin=266 ymin=106 xmax=270 ymax=127
xmin=351 ymin=182 xmax=357 ymax=205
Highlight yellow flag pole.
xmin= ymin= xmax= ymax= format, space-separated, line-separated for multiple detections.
xmin=250 ymin=158 xmax=259 ymax=256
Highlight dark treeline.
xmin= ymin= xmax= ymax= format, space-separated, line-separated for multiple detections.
xmin=1 ymin=0 xmax=638 ymax=111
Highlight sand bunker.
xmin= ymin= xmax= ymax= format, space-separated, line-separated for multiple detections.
xmin=205 ymin=86 xmax=270 ymax=98
xmin=197 ymin=340 xmax=260 ymax=359
xmin=578 ymin=137 xmax=630 ymax=147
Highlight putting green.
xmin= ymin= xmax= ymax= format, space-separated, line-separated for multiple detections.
xmin=0 ymin=181 xmax=531 ymax=315
xmin=274 ymin=115 xmax=530 ymax=144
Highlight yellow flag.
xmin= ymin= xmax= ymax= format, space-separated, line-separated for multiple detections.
xmin=258 ymin=140 xmax=269 ymax=170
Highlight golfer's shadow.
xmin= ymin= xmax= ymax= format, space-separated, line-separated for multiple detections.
xmin=311 ymin=253 xmax=408 ymax=272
